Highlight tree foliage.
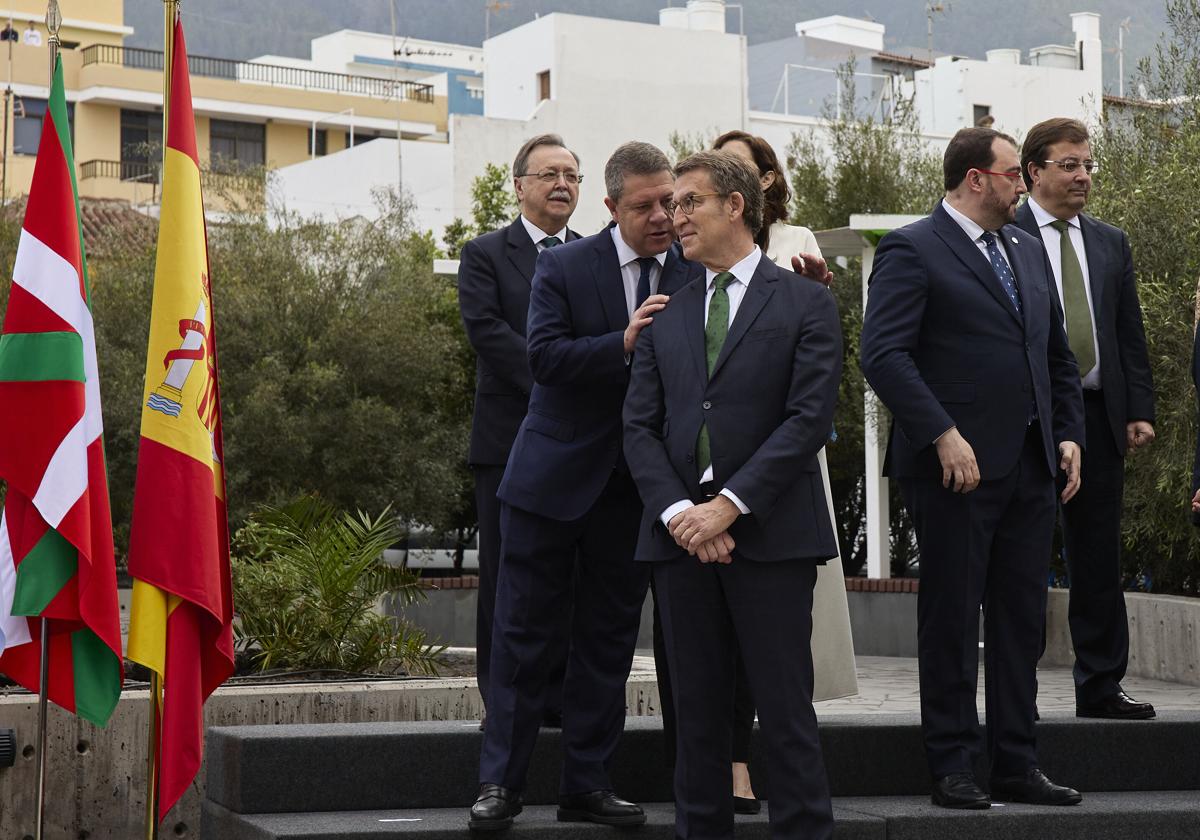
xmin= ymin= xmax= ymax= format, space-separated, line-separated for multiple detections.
xmin=1087 ymin=0 xmax=1200 ymax=593
xmin=785 ymin=65 xmax=943 ymax=576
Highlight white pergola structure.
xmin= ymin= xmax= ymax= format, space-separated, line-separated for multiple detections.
xmin=813 ymin=214 xmax=923 ymax=580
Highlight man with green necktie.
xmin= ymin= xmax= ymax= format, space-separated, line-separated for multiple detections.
xmin=1017 ymin=117 xmax=1158 ymax=722
xmin=623 ymin=150 xmax=843 ymax=840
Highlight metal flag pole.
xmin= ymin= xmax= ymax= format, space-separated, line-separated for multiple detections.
xmin=3 ymin=13 xmax=14 ymax=205
xmin=32 ymin=8 xmax=62 ymax=837
xmin=33 ymin=619 xmax=50 ymax=840
xmin=145 ymin=2 xmax=176 ymax=833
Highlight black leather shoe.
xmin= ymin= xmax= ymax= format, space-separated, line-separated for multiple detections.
xmin=931 ymin=773 xmax=990 ymax=809
xmin=734 ymin=795 xmax=761 ymax=815
xmin=990 ymin=769 xmax=1082 ymax=805
xmin=558 ymin=790 xmax=646 ymax=826
xmin=469 ymin=784 xmax=522 ymax=831
xmin=1077 ymin=691 xmax=1156 ymax=720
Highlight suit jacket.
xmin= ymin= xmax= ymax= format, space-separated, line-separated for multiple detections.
xmin=497 ymin=226 xmax=702 ymax=521
xmin=458 ymin=218 xmax=580 ymax=466
xmin=1015 ymin=203 xmax=1155 ymax=455
xmin=623 ymin=256 xmax=843 ymax=564
xmin=860 ymin=202 xmax=1085 ymax=481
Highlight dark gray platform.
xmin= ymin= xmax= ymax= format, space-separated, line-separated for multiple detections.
xmin=201 ymin=792 xmax=1200 ymax=840
xmin=205 ymin=713 xmax=1200 ymax=815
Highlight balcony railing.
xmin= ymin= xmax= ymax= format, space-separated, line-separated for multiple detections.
xmin=80 ymin=43 xmax=435 ymax=103
xmin=80 ymin=158 xmax=159 ymax=183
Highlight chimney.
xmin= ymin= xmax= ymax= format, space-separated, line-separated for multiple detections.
xmin=686 ymin=0 xmax=726 ymax=33
xmin=1072 ymin=11 xmax=1102 ymax=72
xmin=659 ymin=7 xmax=689 ymax=29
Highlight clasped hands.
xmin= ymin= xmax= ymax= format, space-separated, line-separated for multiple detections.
xmin=667 ymin=495 xmax=740 ymax=564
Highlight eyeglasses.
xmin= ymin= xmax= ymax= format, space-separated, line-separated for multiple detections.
xmin=666 ymin=192 xmax=727 ymax=216
xmin=975 ymin=169 xmax=1023 ymax=182
xmin=1044 ymin=159 xmax=1100 ymax=174
xmin=516 ymin=169 xmax=583 ymax=185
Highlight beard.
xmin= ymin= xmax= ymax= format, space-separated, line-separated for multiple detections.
xmin=983 ymin=180 xmax=1017 ymax=228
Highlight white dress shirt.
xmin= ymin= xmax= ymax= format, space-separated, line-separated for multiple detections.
xmin=659 ymin=246 xmax=761 ymax=527
xmin=941 ymin=198 xmax=1014 ymax=272
xmin=611 ymin=225 xmax=667 ymax=317
xmin=1026 ymin=197 xmax=1102 ymax=390
xmin=521 ymin=215 xmax=568 ymax=253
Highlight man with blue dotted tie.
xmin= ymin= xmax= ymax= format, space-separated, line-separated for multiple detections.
xmin=861 ymin=127 xmax=1086 ymax=810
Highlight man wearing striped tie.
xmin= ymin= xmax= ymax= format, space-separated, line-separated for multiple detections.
xmin=861 ymin=127 xmax=1085 ymax=810
xmin=1016 ymin=118 xmax=1158 ymax=722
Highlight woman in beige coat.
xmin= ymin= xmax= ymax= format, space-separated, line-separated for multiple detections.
xmin=712 ymin=130 xmax=858 ymax=812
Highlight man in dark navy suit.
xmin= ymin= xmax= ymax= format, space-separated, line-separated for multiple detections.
xmin=623 ymin=150 xmax=842 ymax=840
xmin=457 ymin=134 xmax=582 ymax=724
xmin=1015 ymin=118 xmax=1157 ymax=721
xmin=470 ymin=141 xmax=704 ymax=831
xmin=861 ymin=128 xmax=1086 ymax=809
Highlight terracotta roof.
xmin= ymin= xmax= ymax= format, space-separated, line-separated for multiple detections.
xmin=1 ymin=196 xmax=156 ymax=258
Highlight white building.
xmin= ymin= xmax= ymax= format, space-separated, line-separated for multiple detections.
xmin=270 ymin=3 xmax=1110 ymax=238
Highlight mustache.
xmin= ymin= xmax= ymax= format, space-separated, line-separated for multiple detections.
xmin=548 ymin=189 xmax=572 ymax=201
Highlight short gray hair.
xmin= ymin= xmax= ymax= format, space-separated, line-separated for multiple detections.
xmin=512 ymin=134 xmax=579 ymax=177
xmin=604 ymin=141 xmax=671 ymax=203
xmin=674 ymin=150 xmax=764 ymax=235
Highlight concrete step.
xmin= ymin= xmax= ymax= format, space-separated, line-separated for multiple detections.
xmin=201 ymin=792 xmax=1200 ymax=840
xmin=204 ymin=713 xmax=1200 ymax=815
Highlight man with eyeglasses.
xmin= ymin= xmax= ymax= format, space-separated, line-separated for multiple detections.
xmin=470 ymin=141 xmax=705 ymax=832
xmin=623 ymin=149 xmax=842 ymax=840
xmin=1016 ymin=118 xmax=1157 ymax=722
xmin=457 ymin=133 xmax=582 ymax=733
xmin=861 ymin=127 xmax=1085 ymax=809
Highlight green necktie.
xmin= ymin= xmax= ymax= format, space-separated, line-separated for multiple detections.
xmin=695 ymin=272 xmax=734 ymax=475
xmin=540 ymin=235 xmax=562 ymax=248
xmin=1049 ymin=220 xmax=1096 ymax=378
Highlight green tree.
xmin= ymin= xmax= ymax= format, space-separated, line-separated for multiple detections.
xmin=1086 ymin=0 xmax=1200 ymax=593
xmin=470 ymin=161 xmax=518 ymax=235
xmin=785 ymin=62 xmax=943 ymax=576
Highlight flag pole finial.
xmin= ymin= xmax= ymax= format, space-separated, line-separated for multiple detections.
xmin=45 ymin=0 xmax=61 ymax=81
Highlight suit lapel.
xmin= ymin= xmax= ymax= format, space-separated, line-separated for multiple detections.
xmin=682 ymin=278 xmax=708 ymax=384
xmin=505 ymin=219 xmax=538 ymax=284
xmin=709 ymin=260 xmax=777 ymax=381
xmin=594 ymin=230 xmax=631 ymax=332
xmin=998 ymin=226 xmax=1036 ymax=335
xmin=1078 ymin=214 xmax=1105 ymax=315
xmin=932 ymin=205 xmax=1022 ymax=328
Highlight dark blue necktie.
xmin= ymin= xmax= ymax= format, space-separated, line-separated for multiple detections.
xmin=635 ymin=257 xmax=656 ymax=309
xmin=980 ymin=232 xmax=1022 ymax=315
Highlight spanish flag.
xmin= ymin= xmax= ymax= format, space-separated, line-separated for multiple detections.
xmin=127 ymin=18 xmax=234 ymax=821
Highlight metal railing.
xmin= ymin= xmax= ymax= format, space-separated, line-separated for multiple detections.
xmin=80 ymin=43 xmax=435 ymax=103
xmin=79 ymin=159 xmax=159 ymax=183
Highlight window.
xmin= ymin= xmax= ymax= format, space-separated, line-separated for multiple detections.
xmin=120 ymin=109 xmax=163 ymax=181
xmin=13 ymin=97 xmax=74 ymax=156
xmin=209 ymin=119 xmax=265 ymax=170
xmin=973 ymin=104 xmax=992 ymax=126
xmin=537 ymin=70 xmax=550 ymax=102
xmin=307 ymin=127 xmax=327 ymax=157
xmin=348 ymin=132 xmax=378 ymax=147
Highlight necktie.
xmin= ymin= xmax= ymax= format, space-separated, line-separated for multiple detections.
xmin=540 ymin=235 xmax=562 ymax=249
xmin=695 ymin=272 xmax=734 ymax=475
xmin=1049 ymin=219 xmax=1096 ymax=378
xmin=635 ymin=257 xmax=656 ymax=310
xmin=980 ymin=232 xmax=1022 ymax=316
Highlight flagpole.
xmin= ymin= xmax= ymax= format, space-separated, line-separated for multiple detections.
xmin=30 ymin=11 xmax=63 ymax=840
xmin=144 ymin=2 xmax=176 ymax=832
xmin=32 ymin=619 xmax=49 ymax=840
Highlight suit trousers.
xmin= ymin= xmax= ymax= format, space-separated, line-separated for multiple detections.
xmin=479 ymin=470 xmax=649 ymax=795
xmin=654 ymin=556 xmax=832 ymax=840
xmin=1060 ymin=390 xmax=1129 ymax=705
xmin=900 ymin=425 xmax=1054 ymax=780
xmin=472 ymin=464 xmax=565 ymax=717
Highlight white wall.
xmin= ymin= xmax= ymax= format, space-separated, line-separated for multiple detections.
xmin=468 ymin=12 xmax=746 ymax=233
xmin=268 ymin=138 xmax=455 ymax=236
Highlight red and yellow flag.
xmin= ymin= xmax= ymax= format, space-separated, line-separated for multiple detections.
xmin=127 ymin=18 xmax=234 ymax=821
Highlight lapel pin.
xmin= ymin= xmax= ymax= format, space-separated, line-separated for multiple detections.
xmin=1010 ymin=236 xmax=1019 ymax=244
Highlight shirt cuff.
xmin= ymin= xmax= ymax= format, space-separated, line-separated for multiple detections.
xmin=720 ymin=488 xmax=750 ymax=515
xmin=661 ymin=500 xmax=693 ymax=527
